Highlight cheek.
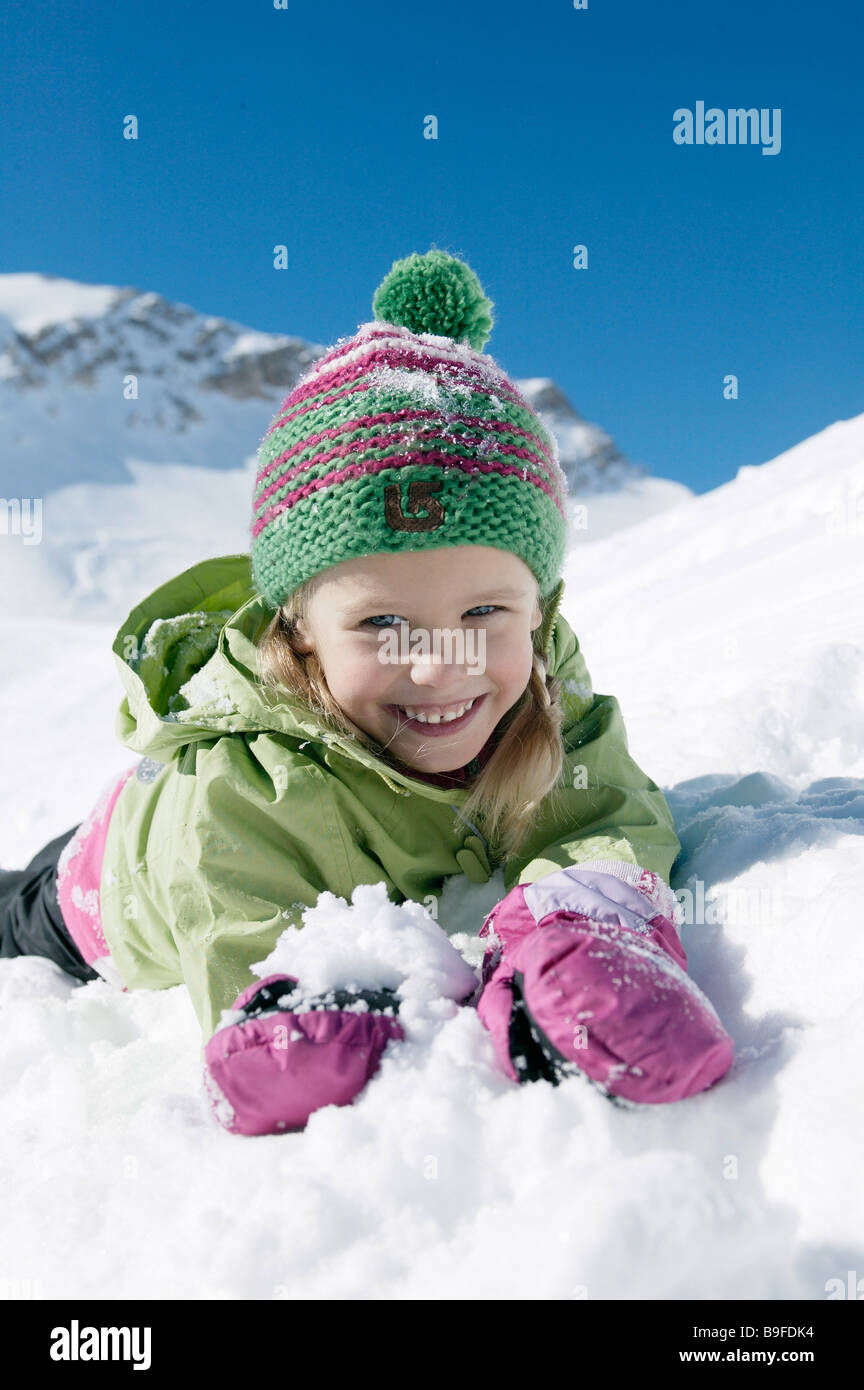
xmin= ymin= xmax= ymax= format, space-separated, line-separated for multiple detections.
xmin=486 ymin=631 xmax=535 ymax=690
xmin=325 ymin=643 xmax=389 ymax=702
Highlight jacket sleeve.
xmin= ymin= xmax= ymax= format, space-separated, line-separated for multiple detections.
xmin=502 ymin=621 xmax=681 ymax=894
xmin=168 ymin=748 xmax=351 ymax=1043
xmin=168 ymin=746 xmax=410 ymax=1137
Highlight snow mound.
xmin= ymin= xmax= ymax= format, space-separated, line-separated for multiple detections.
xmin=243 ymin=883 xmax=479 ymax=1043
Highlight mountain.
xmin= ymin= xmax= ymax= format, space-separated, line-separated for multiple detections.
xmin=0 ymin=272 xmax=691 ymax=620
xmin=516 ymin=376 xmax=692 ymax=541
xmin=518 ymin=377 xmax=637 ymax=490
xmin=0 ymin=272 xmax=689 ymax=493
xmin=0 ymin=272 xmax=325 ymax=497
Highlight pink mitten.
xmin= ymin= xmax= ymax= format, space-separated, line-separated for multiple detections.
xmin=204 ymin=974 xmax=405 ymax=1135
xmin=475 ymin=865 xmax=733 ymax=1104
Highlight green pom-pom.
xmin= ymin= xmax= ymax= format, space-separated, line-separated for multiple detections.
xmin=372 ymin=249 xmax=494 ymax=351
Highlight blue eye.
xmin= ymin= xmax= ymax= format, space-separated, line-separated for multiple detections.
xmin=363 ymin=605 xmax=499 ymax=627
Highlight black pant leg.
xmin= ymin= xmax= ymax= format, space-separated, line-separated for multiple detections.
xmin=0 ymin=826 xmax=100 ymax=984
xmin=0 ymin=867 xmax=28 ymax=915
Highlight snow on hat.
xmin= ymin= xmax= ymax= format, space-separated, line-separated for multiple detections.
xmin=250 ymin=248 xmax=569 ymax=611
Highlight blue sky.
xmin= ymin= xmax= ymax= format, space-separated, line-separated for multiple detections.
xmin=0 ymin=0 xmax=860 ymax=494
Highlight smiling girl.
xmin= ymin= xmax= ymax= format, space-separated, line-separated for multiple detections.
xmin=0 ymin=250 xmax=734 ymax=1134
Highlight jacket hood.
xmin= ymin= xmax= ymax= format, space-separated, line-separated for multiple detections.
xmin=112 ymin=553 xmax=575 ymax=796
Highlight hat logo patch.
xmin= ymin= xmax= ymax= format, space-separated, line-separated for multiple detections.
xmin=384 ymin=478 xmax=446 ymax=532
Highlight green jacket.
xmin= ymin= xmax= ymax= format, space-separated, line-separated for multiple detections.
xmin=100 ymin=554 xmax=681 ymax=1042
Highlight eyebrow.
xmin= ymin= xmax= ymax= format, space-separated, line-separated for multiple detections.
xmin=341 ymin=586 xmax=530 ymax=615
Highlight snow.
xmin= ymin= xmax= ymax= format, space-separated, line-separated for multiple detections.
xmin=561 ymin=412 xmax=864 ymax=786
xmin=567 ymin=475 xmax=694 ymax=538
xmin=223 ymin=330 xmax=310 ymax=360
xmin=0 ymin=272 xmax=120 ymax=336
xmin=175 ymin=668 xmax=235 ymax=718
xmin=310 ymin=320 xmax=518 ymax=404
xmin=247 ymin=884 xmax=478 ymax=1022
xmin=0 ymin=271 xmax=329 ymax=502
xmin=366 ymin=362 xmax=461 ymax=409
xmin=1 ymin=371 xmax=863 ymax=1297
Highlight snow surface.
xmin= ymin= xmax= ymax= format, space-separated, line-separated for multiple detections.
xmin=0 ymin=404 xmax=862 ymax=1300
xmin=0 ymin=272 xmax=121 ymax=336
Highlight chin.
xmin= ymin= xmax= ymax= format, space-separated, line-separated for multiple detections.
xmin=411 ymin=750 xmax=467 ymax=769
xmin=405 ymin=733 xmax=484 ymax=768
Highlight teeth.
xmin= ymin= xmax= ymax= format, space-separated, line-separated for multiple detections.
xmin=397 ymin=698 xmax=476 ymax=724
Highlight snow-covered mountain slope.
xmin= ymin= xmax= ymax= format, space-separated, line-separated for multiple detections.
xmin=0 ymin=273 xmax=689 ymax=622
xmin=0 ymin=273 xmax=652 ymax=495
xmin=0 ymin=272 xmax=325 ymax=498
xmin=518 ymin=376 xmax=650 ymax=492
xmin=562 ymin=411 xmax=864 ymax=787
xmin=519 ymin=374 xmax=692 ymax=540
xmin=0 ymin=273 xmax=862 ymax=1298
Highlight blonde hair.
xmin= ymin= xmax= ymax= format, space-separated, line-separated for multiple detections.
xmin=255 ymin=574 xmax=567 ymax=864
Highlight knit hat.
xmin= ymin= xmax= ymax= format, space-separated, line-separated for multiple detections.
xmin=250 ymin=249 xmax=569 ymax=628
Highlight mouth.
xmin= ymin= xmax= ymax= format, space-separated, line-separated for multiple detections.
xmin=384 ymin=692 xmax=488 ymax=735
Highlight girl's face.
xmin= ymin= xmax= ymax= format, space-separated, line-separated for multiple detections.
xmin=290 ymin=545 xmax=543 ymax=773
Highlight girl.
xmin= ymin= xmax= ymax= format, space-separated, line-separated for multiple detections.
xmin=0 ymin=250 xmax=734 ymax=1136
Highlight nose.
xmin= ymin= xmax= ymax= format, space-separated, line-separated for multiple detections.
xmin=408 ymin=654 xmax=469 ymax=688
xmin=406 ymin=640 xmax=473 ymax=688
